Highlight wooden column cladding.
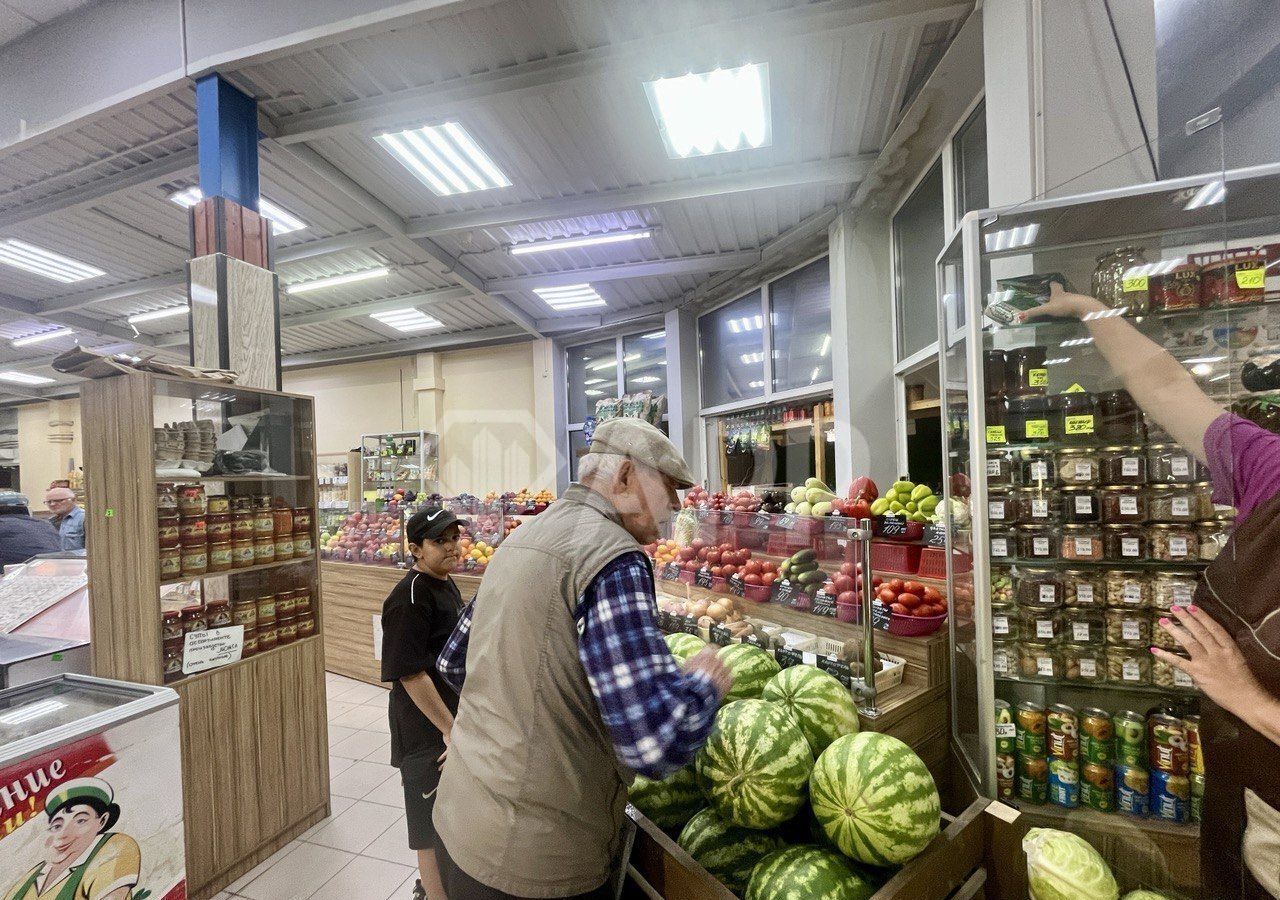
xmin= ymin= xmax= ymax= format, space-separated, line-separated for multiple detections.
xmin=189 ymin=195 xmax=272 ymax=268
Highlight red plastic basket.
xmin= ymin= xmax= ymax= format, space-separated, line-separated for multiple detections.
xmin=918 ymin=546 xmax=948 ymax=579
xmin=710 ymin=576 xmax=729 ymax=594
xmin=743 ymin=583 xmax=774 ymax=603
xmin=735 ymin=527 xmax=767 ymax=550
xmin=889 ymin=611 xmax=947 ymax=637
xmin=870 ymin=541 xmax=923 ymax=575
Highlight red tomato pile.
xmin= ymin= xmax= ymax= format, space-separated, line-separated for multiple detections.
xmin=875 ymin=577 xmax=948 ymax=618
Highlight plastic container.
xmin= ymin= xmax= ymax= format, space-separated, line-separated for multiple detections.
xmin=1017 ymin=525 xmax=1058 ymax=561
xmin=1060 ymin=524 xmax=1104 ymax=562
xmin=1096 ymin=391 xmax=1146 ymax=444
xmin=989 ymin=528 xmax=1015 ymax=561
xmin=1152 ymin=571 xmax=1199 ymax=612
xmin=1018 ymin=450 xmax=1056 ymax=487
xmin=1060 ymin=488 xmax=1101 ymax=524
xmin=1059 ymin=391 xmax=1098 ymax=445
xmin=1105 ymin=571 xmax=1151 ymax=608
xmin=870 ymin=541 xmax=922 ymax=575
xmin=1148 ymin=485 xmax=1211 ymax=523
xmin=1020 ymin=642 xmax=1060 ymax=679
xmin=1198 ymin=522 xmax=1229 ymax=561
xmin=1104 ymin=524 xmax=1148 ymax=562
xmin=1150 ymin=524 xmax=1197 ymax=562
xmin=743 ymin=582 xmax=774 ymax=603
xmin=1153 ymin=654 xmax=1196 ymax=690
xmin=1062 ymin=570 xmax=1107 ymax=607
xmin=991 ymin=604 xmax=1020 ymax=640
xmin=1063 ymin=645 xmax=1107 ymax=682
xmin=1062 ymin=608 xmax=1106 ymax=645
xmin=1148 ymin=446 xmax=1207 ymax=485
xmin=917 ymin=546 xmax=948 ymax=578
xmin=1057 ymin=449 xmax=1100 ymax=485
xmin=1016 ymin=569 xmax=1063 ymax=608
xmin=1009 ymin=346 xmax=1049 ymax=397
xmin=888 ymin=611 xmax=947 ymax=637
xmin=986 ymin=453 xmax=1016 ymax=487
xmin=1105 ymin=608 xmax=1151 ymax=647
xmin=1101 ymin=487 xmax=1147 ymax=524
xmin=987 ymin=492 xmax=1014 ymax=525
xmin=1020 ymin=608 xmax=1061 ymax=644
xmin=1012 ymin=487 xmax=1058 ymax=525
xmin=1106 ymin=646 xmax=1152 ymax=685
xmin=1099 ymin=449 xmax=1148 ymax=485
xmin=992 ymin=640 xmax=1017 ymax=678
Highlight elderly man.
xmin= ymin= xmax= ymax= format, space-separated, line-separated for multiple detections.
xmin=44 ymin=487 xmax=85 ymax=551
xmin=433 ymin=418 xmax=731 ymax=900
xmin=0 ymin=492 xmax=61 ymax=569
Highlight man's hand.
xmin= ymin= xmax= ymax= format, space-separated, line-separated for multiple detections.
xmin=685 ymin=646 xmax=733 ymax=700
xmin=1020 ymin=282 xmax=1108 ymax=323
xmin=438 ymin=726 xmax=451 ymax=771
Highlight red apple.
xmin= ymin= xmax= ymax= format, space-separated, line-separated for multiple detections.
xmin=722 ymin=564 xmax=738 ymax=578
xmin=706 ymin=549 xmax=721 ymax=565
xmin=839 ymin=561 xmax=856 ymax=577
xmin=711 ymin=565 xmax=723 ymax=577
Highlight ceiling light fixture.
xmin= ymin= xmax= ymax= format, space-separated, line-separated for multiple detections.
xmin=588 ymin=358 xmax=618 ymax=372
xmin=0 ymin=240 xmax=105 ymax=283
xmin=1059 ymin=336 xmax=1094 ymax=348
xmin=369 ymin=308 xmax=444 ymax=333
xmin=645 ymin=63 xmax=772 ymax=159
xmin=983 ymin=223 xmax=1040 ymax=252
xmin=740 ymin=352 xmax=764 ymax=365
xmin=286 ymin=267 xmax=389 ymax=294
xmin=169 ymin=188 xmax=308 ymax=234
xmin=819 ymin=334 xmax=831 ymax=356
xmin=632 ymin=375 xmax=661 ymax=385
xmin=584 ymin=378 xmax=607 ymax=386
xmin=127 ymin=305 xmax=189 ymax=325
xmin=11 ymin=328 xmax=75 ymax=348
xmin=585 ymin=389 xmax=604 ymax=397
xmin=748 ymin=380 xmax=765 ymax=389
xmin=1191 ymin=363 xmax=1213 ymax=377
xmin=1122 ymin=259 xmax=1183 ymax=280
xmin=642 ymin=331 xmax=665 ymax=340
xmin=509 ymin=229 xmax=653 ymax=256
xmin=727 ymin=314 xmax=764 ymax=334
xmin=533 ymin=284 xmax=606 ymax=311
xmin=809 ymin=366 xmax=821 ymax=383
xmin=0 ymin=371 xmax=56 ymax=385
xmin=1183 ymin=179 xmax=1226 ymax=211
xmin=1042 ymin=357 xmax=1071 ymax=366
xmin=375 ymin=122 xmax=511 ymax=196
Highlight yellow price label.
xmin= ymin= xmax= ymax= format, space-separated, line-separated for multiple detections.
xmin=362 ymin=490 xmax=378 ymax=501
xmin=1122 ymin=274 xmax=1149 ymax=293
xmin=1065 ymin=383 xmax=1086 ymax=393
xmin=1065 ymin=414 xmax=1095 ymax=435
xmin=986 ymin=425 xmax=1008 ymax=445
xmin=1028 ymin=368 xmax=1048 ymax=387
xmin=1235 ymin=267 xmax=1265 ymax=290
xmin=1025 ymin=419 xmax=1050 ymax=439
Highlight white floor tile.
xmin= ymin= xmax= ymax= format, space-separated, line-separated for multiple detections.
xmin=330 ymin=703 xmax=384 ymax=729
xmin=363 ymin=769 xmax=405 ymax=808
xmin=298 ymin=793 xmax=357 ymax=842
xmin=331 ymin=759 xmax=398 ymax=799
xmin=330 ymin=729 xmax=390 ymax=761
xmin=396 ymin=871 xmax=421 ymax=898
xmin=310 ymin=854 xmax=414 ymax=900
xmin=305 ymin=799 xmax=402 ymax=854
xmin=326 ymin=701 xmax=358 ymax=722
xmin=339 ymin=681 xmax=389 ymax=704
xmin=328 ymin=724 xmax=359 ymax=746
xmin=360 ymin=813 xmax=412 ymax=865
xmin=325 ymin=679 xmax=366 ymax=701
xmin=226 ymin=843 xmax=298 ymax=894
xmin=238 ymin=841 xmax=355 ymax=900
xmin=328 ymin=756 xmax=357 ymax=779
xmin=365 ymin=715 xmax=391 ymax=735
xmin=361 ymin=740 xmax=393 ymax=765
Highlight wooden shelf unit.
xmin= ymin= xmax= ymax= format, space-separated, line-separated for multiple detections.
xmin=82 ymin=370 xmax=329 ymax=900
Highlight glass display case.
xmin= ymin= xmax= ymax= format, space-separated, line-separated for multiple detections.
xmin=360 ymin=430 xmax=438 ymax=506
xmin=939 ymin=162 xmax=1280 ymax=892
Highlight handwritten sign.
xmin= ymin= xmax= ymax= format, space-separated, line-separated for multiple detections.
xmin=870 ymin=600 xmax=893 ymax=631
xmin=744 ymin=632 xmax=767 ymax=650
xmin=710 ymin=625 xmax=734 ymax=647
xmin=817 ymin=655 xmax=853 ymax=688
xmin=718 ymin=510 xmax=735 ymax=526
xmin=1028 ymin=368 xmax=1048 ymax=387
xmin=662 ymin=562 xmax=681 ymax=581
xmin=657 ymin=610 xmax=675 ymax=633
xmin=774 ymin=580 xmax=796 ymax=606
xmin=682 ymin=615 xmax=701 ymax=636
xmin=824 ymin=517 xmax=850 ymax=535
xmin=923 ymin=524 xmax=947 ymax=547
xmin=1025 ymin=419 xmax=1050 ymax=439
xmin=879 ymin=515 xmax=909 ymax=537
xmin=986 ymin=425 xmax=1008 ymax=444
xmin=728 ymin=575 xmax=745 ymax=597
xmin=812 ymin=590 xmax=836 ymax=618
xmin=183 ymin=626 xmax=245 ymax=675
xmin=1065 ymin=415 xmax=1095 ymax=436
xmin=775 ymin=647 xmax=805 ymax=669
xmin=695 ymin=568 xmax=714 ymax=589
xmin=775 ymin=514 xmax=798 ymax=530
xmin=750 ymin=511 xmax=772 ymax=530
xmin=1236 ymin=267 xmax=1265 ymax=289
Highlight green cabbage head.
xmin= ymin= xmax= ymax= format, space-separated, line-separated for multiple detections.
xmin=1023 ymin=828 xmax=1119 ymax=900
xmin=1121 ymin=892 xmax=1169 ymax=900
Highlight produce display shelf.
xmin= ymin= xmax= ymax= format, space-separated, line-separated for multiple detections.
xmin=770 ymin=418 xmax=813 ymax=432
xmin=752 ymin=550 xmax=949 ymax=589
xmin=1015 ymin=799 xmax=1200 ymax=840
xmin=159 ymin=554 xmax=314 ymax=587
xmin=172 ymin=634 xmax=321 ymax=687
xmin=153 ymin=474 xmax=313 ymax=482
xmin=990 ymin=557 xmax=1210 ymax=570
xmin=995 ymin=674 xmax=1200 ymax=697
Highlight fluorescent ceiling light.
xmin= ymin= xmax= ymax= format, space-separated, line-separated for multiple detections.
xmin=286 ymin=267 xmax=389 ymax=294
xmin=645 ymin=63 xmax=771 ymax=158
xmin=534 ymin=284 xmax=606 ymax=311
xmin=1042 ymin=357 xmax=1070 ymax=366
xmin=370 ymin=308 xmax=444 ymax=333
xmin=584 ymin=378 xmax=608 ymax=386
xmin=624 ymin=353 xmax=639 ymax=363
xmin=819 ymin=334 xmax=831 ymax=356
xmin=1122 ymin=259 xmax=1183 ymax=279
xmin=375 ymin=122 xmax=511 ymax=196
xmin=509 ymin=229 xmax=652 ymax=255
xmin=1182 ymin=355 xmax=1227 ymax=365
xmin=585 ymin=389 xmax=604 ymax=397
xmin=1059 ymin=336 xmax=1094 ymax=348
xmin=727 ymin=314 xmax=764 ymax=334
xmin=809 ymin=366 xmax=821 ymax=382
xmin=0 ymin=371 xmax=55 ymax=385
xmin=748 ymin=380 xmax=765 ymax=389
xmin=0 ymin=698 xmax=66 ymax=726
xmin=983 ymin=223 xmax=1040 ymax=252
xmin=588 ymin=358 xmax=618 ymax=372
xmin=632 ymin=375 xmax=661 ymax=385
xmin=1191 ymin=363 xmax=1213 ymax=377
xmin=11 ymin=328 xmax=74 ymax=348
xmin=642 ymin=331 xmax=665 ymax=340
xmin=169 ymin=188 xmax=307 ymax=235
xmin=0 ymin=239 xmax=104 ymax=283
xmin=127 ymin=305 xmax=188 ymax=325
xmin=740 ymin=352 xmax=764 ymax=365
xmin=1184 ymin=179 xmax=1226 ymax=211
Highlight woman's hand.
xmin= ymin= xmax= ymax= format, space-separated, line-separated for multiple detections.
xmin=1153 ymin=605 xmax=1266 ymax=717
xmin=1019 ymin=283 xmax=1108 ymax=323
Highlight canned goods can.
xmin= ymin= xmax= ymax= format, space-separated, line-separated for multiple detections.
xmin=1151 ymin=770 xmax=1189 ymax=823
xmin=1191 ymin=771 xmax=1206 ymax=797
xmin=1114 ymin=711 xmax=1147 ymax=767
xmin=997 ymin=753 xmax=1016 ymax=800
xmin=1017 ymin=755 xmax=1048 ymax=805
xmin=1048 ymin=758 xmax=1080 ymax=808
xmin=1047 ymin=703 xmax=1079 ymax=761
xmin=1185 ymin=715 xmax=1204 ymax=776
xmin=1149 ymin=714 xmax=1189 ymax=775
xmin=1081 ymin=762 xmax=1116 ymax=812
xmin=995 ymin=699 xmax=1017 ymax=755
xmin=1116 ymin=763 xmax=1150 ymax=817
xmin=1081 ymin=708 xmax=1116 ymax=765
xmin=1017 ymin=701 xmax=1048 ymax=757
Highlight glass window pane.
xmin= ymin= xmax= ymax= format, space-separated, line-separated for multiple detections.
xmin=623 ymin=330 xmax=667 ymax=397
xmin=770 ymin=258 xmax=832 ymax=392
xmin=699 ymin=291 xmax=765 ymax=409
xmin=953 ymin=102 xmax=988 ymax=217
xmin=567 ymin=339 xmax=617 ymax=425
xmin=893 ymin=160 xmax=945 ymax=359
xmin=568 ymin=429 xmax=588 ymax=481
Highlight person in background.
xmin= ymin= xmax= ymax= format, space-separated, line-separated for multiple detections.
xmin=0 ymin=492 xmax=61 ymax=569
xmin=433 ymin=418 xmax=732 ymax=900
xmin=44 ymin=487 xmax=85 ymax=551
xmin=1027 ymin=285 xmax=1280 ymax=898
xmin=381 ymin=506 xmax=469 ymax=900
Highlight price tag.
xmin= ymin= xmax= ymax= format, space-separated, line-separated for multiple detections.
xmin=1122 ymin=619 xmax=1141 ymax=641
xmin=1032 ymin=537 xmax=1050 ymax=556
xmin=1169 ymin=536 xmax=1189 ymax=557
xmin=1236 ymin=267 xmax=1266 ymax=289
xmin=1025 ymin=419 xmax=1050 ymax=439
xmin=718 ymin=510 xmax=735 ymax=526
xmin=1036 ymin=656 xmax=1055 ymax=677
xmin=1171 ymin=456 xmax=1191 ymax=477
xmin=993 ymin=614 xmax=1010 ymax=635
xmin=1065 ymin=415 xmax=1095 ymax=436
xmin=744 ymin=633 xmax=767 ymax=649
xmin=871 ymin=600 xmax=893 ymax=631
xmin=775 ymin=514 xmax=797 ymax=530
xmin=817 ymin=655 xmax=853 ymax=688
xmin=879 ymin=515 xmax=909 ymax=537
xmin=1122 ymin=660 xmax=1141 ymax=681
xmin=750 ymin=511 xmax=773 ymax=529
xmin=1123 ymin=583 xmax=1143 ymax=604
xmin=1039 ymin=584 xmax=1057 ymax=604
xmin=924 ymin=524 xmax=947 ymax=547
xmin=662 ymin=562 xmax=681 ymax=581
xmin=656 ymin=610 xmax=671 ymax=632
xmin=1029 ymin=368 xmax=1049 ymax=387
xmin=986 ymin=425 xmax=1008 ymax=444
xmin=695 ymin=569 xmax=714 ymax=589
xmin=1066 ymin=382 xmax=1086 ymax=393
xmin=1073 ymin=622 xmax=1091 ymax=642
xmin=1074 ymin=494 xmax=1094 ymax=515
xmin=1172 ymin=497 xmax=1191 ymax=518
xmin=812 ymin=590 xmax=837 ymax=618
xmin=825 ymin=517 xmax=850 ymax=535
xmin=1122 ymin=273 xmax=1150 ymax=293
xmin=1036 ymin=619 xmax=1055 ymax=639
xmin=991 ymin=537 xmax=1010 ymax=558
xmin=1074 ymin=537 xmax=1094 ymax=556
xmin=1122 ymin=456 xmax=1140 ymax=477
xmin=775 ymin=647 xmax=805 ymax=669
xmin=1120 ymin=496 xmax=1139 ymax=516
xmin=182 ymin=626 xmax=245 ymax=675
xmin=682 ymin=616 xmax=701 ymax=636
xmin=774 ymin=580 xmax=795 ymax=605
xmin=1031 ymin=498 xmax=1050 ymax=519
xmin=710 ymin=625 xmax=734 ymax=647
xmin=996 ymin=722 xmax=1016 ymax=739
xmin=1174 ymin=668 xmax=1195 ymax=688
xmin=1080 ymin=658 xmax=1098 ymax=678
xmin=987 ymin=458 xmax=1004 ymax=477
xmin=989 ymin=499 xmax=1007 ymax=520
xmin=1030 ymin=461 xmax=1049 ymax=482
xmin=1073 ymin=461 xmax=1094 ymax=481
xmin=1173 ymin=583 xmax=1194 ymax=604
xmin=728 ymin=575 xmax=745 ymax=597
xmin=993 ymin=649 xmax=1010 ymax=676
xmin=463 ymin=558 xmax=478 ymax=572
xmin=1122 ymin=537 xmax=1140 ymax=557
xmin=1078 ymin=584 xmax=1095 ymax=604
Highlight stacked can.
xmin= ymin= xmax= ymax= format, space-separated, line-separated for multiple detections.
xmin=1114 ymin=710 xmax=1150 ymax=817
xmin=1149 ymin=714 xmax=1190 ymax=823
xmin=1016 ymin=701 xmax=1048 ymax=805
xmin=1080 ymin=708 xmax=1117 ymax=813
xmin=1047 ymin=704 xmax=1080 ymax=809
xmin=1187 ymin=715 xmax=1204 ymax=823
xmin=995 ymin=699 xmax=1017 ymax=800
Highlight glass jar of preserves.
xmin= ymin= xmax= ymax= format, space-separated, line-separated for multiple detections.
xmin=1093 ymin=246 xmax=1149 ymax=310
xmin=231 ymin=598 xmax=258 ymax=630
xmin=1151 ymin=263 xmax=1202 ymax=311
xmin=992 ymin=604 xmax=1020 ymax=640
xmin=273 ymin=506 xmax=294 ymax=537
xmin=1063 ymin=645 xmax=1107 ymax=682
xmin=1153 ymin=654 xmax=1197 ymax=690
xmin=157 ymin=483 xmax=178 ymax=515
xmin=1105 ymin=608 xmax=1151 ymax=646
xmin=1147 ymin=486 xmax=1209 ymax=522
xmin=1058 ymin=391 xmax=1098 ymax=445
xmin=1106 ymin=646 xmax=1152 ymax=684
xmin=1099 ymin=449 xmax=1147 ymax=485
xmin=1101 ymin=487 xmax=1147 ymax=524
xmin=1061 ymin=524 xmax=1104 ymax=561
xmin=987 ymin=492 xmax=1014 ymax=524
xmin=254 ymin=538 xmax=276 ymax=563
xmin=1105 ymin=570 xmax=1150 ymax=608
xmin=1150 ymin=524 xmax=1197 ymax=562
xmin=180 ymin=545 xmax=208 ymax=576
xmin=253 ymin=495 xmax=272 ymax=511
xmin=163 ymin=639 xmax=184 ymax=683
xmin=206 ymin=513 xmax=233 ymax=542
xmin=277 ymin=618 xmax=298 ymax=646
xmin=177 ymin=484 xmax=206 ymax=517
xmin=1009 ymin=346 xmax=1049 ymax=397
xmin=991 ymin=569 xmax=1014 ymax=605
xmin=254 ymin=508 xmax=275 ymax=537
xmin=1017 ymin=525 xmax=1058 ymax=560
xmin=178 ymin=516 xmax=207 ymax=546
xmin=257 ymin=625 xmax=279 ymax=653
xmin=1198 ymin=522 xmax=1229 ymax=561
xmin=985 ymin=396 xmax=1009 ymax=445
xmin=292 ymin=507 xmax=313 ymax=534
xmin=1060 ymin=488 xmax=1101 ymax=524
xmin=984 ymin=349 xmax=1009 ymax=396
xmin=1062 ymin=607 xmax=1106 ymax=646
xmin=206 ymin=495 xmax=231 ymax=515
xmin=157 ymin=516 xmax=181 ymax=550
xmin=241 ymin=629 xmax=258 ymax=658
xmin=992 ymin=640 xmax=1017 ymax=678
xmin=206 ymin=598 xmax=232 ymax=629
xmin=232 ymin=512 xmax=255 ymax=540
xmin=180 ymin=603 xmax=206 ymax=633
xmin=208 ymin=541 xmax=233 ymax=572
xmin=293 ymin=588 xmax=313 ymax=616
xmin=989 ymin=528 xmax=1015 ymax=561
xmin=232 ymin=539 xmax=255 ymax=569
xmin=1063 ymin=571 xmax=1107 ymax=607
xmin=1016 ymin=569 xmax=1063 ymax=608
xmin=297 ymin=615 xmax=316 ymax=639
xmin=1096 ymin=390 xmax=1146 ymax=444
xmin=1018 ymin=450 xmax=1056 ymax=486
xmin=293 ymin=533 xmax=314 ymax=557
xmin=1020 ymin=608 xmax=1061 ymax=643
xmin=231 ymin=496 xmax=253 ymax=514
xmin=274 ymin=535 xmax=295 ymax=560
xmin=986 ymin=453 xmax=1015 ymax=486
xmin=1104 ymin=524 xmax=1148 ymax=561
xmin=277 ymin=594 xmax=297 ymax=620
xmin=1057 ymin=449 xmax=1100 ymax=485
xmin=256 ymin=594 xmax=277 ymax=626
xmin=1148 ymin=446 xmax=1206 ymax=484
xmin=1152 ymin=571 xmax=1199 ymax=612
xmin=1020 ymin=642 xmax=1060 ymax=679
xmin=1012 ymin=487 xmax=1058 ymax=525
xmin=162 ymin=609 xmax=182 ymax=641
xmin=160 ymin=547 xmax=182 ymax=578
xmin=1010 ymin=396 xmax=1057 ymax=442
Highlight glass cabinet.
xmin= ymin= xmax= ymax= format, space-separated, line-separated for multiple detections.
xmin=360 ymin=430 xmax=439 ymax=506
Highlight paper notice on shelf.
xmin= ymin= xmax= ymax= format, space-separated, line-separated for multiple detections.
xmin=216 ymin=424 xmax=249 ymax=451
xmin=986 ymin=800 xmax=1021 ymax=824
xmin=1122 ymin=456 xmax=1140 ymax=477
xmin=183 ymin=626 xmax=245 ymax=675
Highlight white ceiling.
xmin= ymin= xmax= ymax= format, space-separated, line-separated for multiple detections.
xmin=0 ymin=0 xmax=93 ymax=48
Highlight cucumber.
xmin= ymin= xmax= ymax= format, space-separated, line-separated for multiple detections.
xmin=797 ymin=569 xmax=826 ymax=586
xmin=791 ymin=549 xmax=817 ymax=565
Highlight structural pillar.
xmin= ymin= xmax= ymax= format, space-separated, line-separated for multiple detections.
xmin=664 ymin=305 xmax=703 ymax=484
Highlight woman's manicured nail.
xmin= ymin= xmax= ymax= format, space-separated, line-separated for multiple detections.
xmin=1170 ymin=605 xmax=1182 ymax=613
xmin=1159 ymin=617 xmax=1171 ymax=626
xmin=1188 ymin=605 xmax=1199 ymax=613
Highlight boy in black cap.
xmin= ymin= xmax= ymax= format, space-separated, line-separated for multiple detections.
xmin=380 ymin=505 xmax=467 ymax=900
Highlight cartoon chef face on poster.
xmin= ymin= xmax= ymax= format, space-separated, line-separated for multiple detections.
xmin=3 ymin=777 xmax=151 ymax=900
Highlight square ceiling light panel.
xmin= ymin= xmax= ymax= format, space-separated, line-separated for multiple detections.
xmin=0 ymin=240 xmax=105 ymax=283
xmin=0 ymin=371 xmax=56 ymax=386
xmin=375 ymin=122 xmax=512 ymax=196
xmin=370 ymin=308 xmax=444 ymax=333
xmin=533 ymin=284 xmax=607 ymax=311
xmin=169 ymin=187 xmax=308 ymax=235
xmin=644 ymin=63 xmax=771 ymax=159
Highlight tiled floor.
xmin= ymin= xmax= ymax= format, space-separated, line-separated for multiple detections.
xmin=212 ymin=672 xmax=419 ymax=900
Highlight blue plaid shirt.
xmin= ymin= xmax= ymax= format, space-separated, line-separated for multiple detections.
xmin=437 ymin=551 xmax=719 ymax=779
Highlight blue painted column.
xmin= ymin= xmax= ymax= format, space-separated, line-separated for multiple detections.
xmin=195 ymin=73 xmax=259 ymax=211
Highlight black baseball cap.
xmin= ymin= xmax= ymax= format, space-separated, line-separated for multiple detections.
xmin=406 ymin=506 xmax=467 ymax=545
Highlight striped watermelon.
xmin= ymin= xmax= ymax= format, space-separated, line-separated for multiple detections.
xmin=761 ymin=665 xmax=860 ymax=755
xmin=665 ymin=632 xmax=706 ymax=665
xmin=695 ymin=699 xmax=813 ymax=828
xmin=810 ymin=732 xmax=940 ymax=866
xmin=716 ymin=644 xmax=781 ymax=703
xmin=629 ymin=763 xmax=705 ymax=832
xmin=677 ymin=807 xmax=784 ymax=895
xmin=746 ymin=846 xmax=878 ymax=900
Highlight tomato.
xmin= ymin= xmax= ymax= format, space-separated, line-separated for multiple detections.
xmin=890 ymin=602 xmax=909 ymax=615
xmin=877 ymin=586 xmax=898 ymax=604
xmin=872 ymin=575 xmax=883 ymax=588
xmin=762 ymin=572 xmax=777 ymax=585
xmin=710 ymin=565 xmax=723 ymax=577
xmin=903 ymin=581 xmax=926 ymax=596
xmin=839 ymin=561 xmax=856 ymax=577
xmin=888 ymin=578 xmax=905 ymax=593
xmin=744 ymin=573 xmax=762 ymax=586
xmin=833 ymin=575 xmax=855 ymax=595
xmin=706 ymin=550 xmax=721 ymax=565
xmin=722 ymin=564 xmax=737 ymax=578
xmin=897 ymin=591 xmax=922 ymax=608
xmin=744 ymin=560 xmax=762 ymax=577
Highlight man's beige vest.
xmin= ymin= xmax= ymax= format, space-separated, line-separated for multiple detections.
xmin=433 ymin=484 xmax=645 ymax=897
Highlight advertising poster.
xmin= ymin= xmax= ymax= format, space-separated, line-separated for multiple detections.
xmin=0 ymin=706 xmax=186 ymax=900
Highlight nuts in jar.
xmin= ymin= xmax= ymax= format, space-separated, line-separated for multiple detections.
xmin=990 ymin=528 xmax=1015 ymax=561
xmin=1057 ymin=449 xmax=1100 ymax=485
xmin=1151 ymin=615 xmax=1180 ymax=650
xmin=1106 ymin=646 xmax=1152 ymax=684
xmin=1062 ymin=608 xmax=1106 ymax=645
xmin=991 ymin=570 xmax=1014 ymax=604
xmin=1153 ymin=654 xmax=1196 ymax=689
xmin=1060 ymin=488 xmax=1101 ymax=524
xmin=1105 ymin=571 xmax=1150 ymax=608
xmin=1019 ymin=642 xmax=1060 ymax=679
xmin=1017 ymin=525 xmax=1058 ymax=560
xmin=1020 ymin=608 xmax=1060 ymax=643
xmin=1198 ymin=522 xmax=1229 ymax=560
xmin=992 ymin=605 xmax=1020 ymax=640
xmin=1148 ymin=486 xmax=1211 ymax=523
xmin=1012 ymin=487 xmax=1058 ymax=525
xmin=1152 ymin=571 xmax=1198 ymax=612
xmin=1101 ymin=487 xmax=1147 ymax=524
xmin=1061 ymin=524 xmax=1104 ymax=561
xmin=1148 ymin=446 xmax=1207 ymax=484
xmin=1016 ymin=569 xmax=1063 ymax=607
xmin=1018 ymin=451 xmax=1055 ymax=486
xmin=1063 ymin=645 xmax=1107 ymax=682
xmin=1150 ymin=524 xmax=1197 ymax=562
xmin=992 ymin=640 xmax=1017 ymax=678
xmin=1105 ymin=608 xmax=1151 ymax=646
xmin=1099 ymin=450 xmax=1147 ymax=485
xmin=1104 ymin=524 xmax=1148 ymax=561
xmin=1062 ymin=571 xmax=1106 ymax=607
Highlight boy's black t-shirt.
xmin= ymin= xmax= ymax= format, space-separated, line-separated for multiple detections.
xmin=380 ymin=568 xmax=463 ymax=767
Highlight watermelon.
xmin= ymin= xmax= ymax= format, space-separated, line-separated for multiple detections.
xmin=761 ymin=664 xmax=860 ymax=755
xmin=695 ymin=699 xmax=813 ymax=828
xmin=746 ymin=845 xmax=878 ymax=900
xmin=665 ymin=632 xmax=706 ymax=665
xmin=677 ymin=807 xmax=784 ymax=895
xmin=810 ymin=732 xmax=940 ymax=866
xmin=717 ymin=643 xmax=781 ymax=703
xmin=629 ymin=763 xmax=705 ymax=831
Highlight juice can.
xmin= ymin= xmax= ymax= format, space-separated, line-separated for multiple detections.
xmin=1114 ymin=711 xmax=1147 ymax=767
xmin=1185 ymin=715 xmax=1204 ymax=776
xmin=1048 ymin=758 xmax=1080 ymax=808
xmin=1190 ymin=772 xmax=1205 ymax=823
xmin=1149 ymin=714 xmax=1189 ymax=775
xmin=1151 ymin=770 xmax=1189 ymax=823
xmin=1080 ymin=708 xmax=1115 ymax=765
xmin=1017 ymin=755 xmax=1048 ymax=805
xmin=995 ymin=699 xmax=1017 ymax=755
xmin=997 ymin=753 xmax=1016 ymax=800
xmin=1017 ymin=701 xmax=1048 ymax=757
xmin=1116 ymin=763 xmax=1150 ymax=817
xmin=1081 ymin=762 xmax=1116 ymax=812
xmin=1047 ymin=704 xmax=1079 ymax=761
